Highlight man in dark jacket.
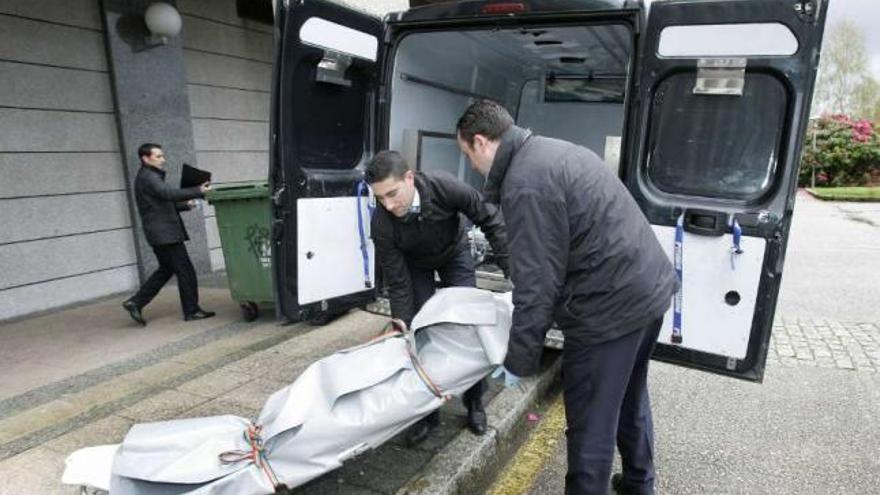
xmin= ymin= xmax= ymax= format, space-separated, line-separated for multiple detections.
xmin=456 ymin=101 xmax=677 ymax=495
xmin=367 ymin=150 xmax=509 ymax=444
xmin=122 ymin=143 xmax=215 ymax=325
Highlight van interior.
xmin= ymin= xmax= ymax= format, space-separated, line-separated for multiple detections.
xmin=387 ymin=23 xmax=633 ymax=190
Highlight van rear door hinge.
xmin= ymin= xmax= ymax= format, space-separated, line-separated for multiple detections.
xmin=794 ymin=0 xmax=822 ymax=23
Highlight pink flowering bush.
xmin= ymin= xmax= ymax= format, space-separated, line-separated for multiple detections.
xmin=800 ymin=115 xmax=880 ymax=186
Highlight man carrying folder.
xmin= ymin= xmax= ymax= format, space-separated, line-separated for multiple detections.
xmin=122 ymin=143 xmax=215 ymax=325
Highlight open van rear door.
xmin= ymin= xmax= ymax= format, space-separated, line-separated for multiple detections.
xmin=624 ymin=0 xmax=827 ymax=381
xmin=270 ymin=0 xmax=383 ymax=322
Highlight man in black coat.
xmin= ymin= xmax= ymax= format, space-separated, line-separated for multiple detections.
xmin=456 ymin=101 xmax=677 ymax=495
xmin=122 ymin=143 xmax=215 ymax=325
xmin=367 ymin=150 xmax=509 ymax=444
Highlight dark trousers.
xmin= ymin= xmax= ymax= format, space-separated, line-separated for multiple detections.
xmin=409 ymin=241 xmax=486 ymax=409
xmin=563 ymin=318 xmax=663 ymax=495
xmin=129 ymin=242 xmax=200 ymax=316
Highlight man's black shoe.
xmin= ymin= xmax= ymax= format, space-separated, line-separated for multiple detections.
xmin=466 ymin=403 xmax=488 ymax=436
xmin=611 ymin=473 xmax=645 ymax=495
xmin=122 ymin=300 xmax=146 ymax=326
xmin=184 ymin=310 xmax=216 ymax=321
xmin=406 ymin=411 xmax=440 ymax=446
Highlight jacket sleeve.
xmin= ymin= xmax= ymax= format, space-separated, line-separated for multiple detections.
xmin=144 ymin=172 xmax=203 ymax=203
xmin=373 ymin=218 xmax=416 ymax=326
xmin=434 ymin=175 xmax=510 ymax=275
xmin=503 ymin=190 xmax=569 ymax=377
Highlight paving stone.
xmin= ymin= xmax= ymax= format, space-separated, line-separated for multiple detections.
xmin=223 ymin=348 xmax=293 ymax=379
xmin=776 ymin=345 xmax=795 ymax=358
xmin=179 ymin=397 xmax=259 ymax=420
xmin=780 ymin=357 xmax=799 ymax=367
xmin=835 ymin=357 xmax=855 ymax=370
xmin=795 ymin=348 xmax=814 ymax=360
xmin=118 ymin=389 xmax=209 ymax=422
xmin=43 ymin=414 xmax=132 ymax=455
xmin=176 ymin=367 xmax=256 ymax=398
xmin=216 ymin=378 xmax=289 ymax=411
xmin=816 ymin=358 xmax=837 ymax=369
xmin=0 ymin=446 xmax=70 ymax=495
xmin=813 ymin=348 xmax=832 ymax=358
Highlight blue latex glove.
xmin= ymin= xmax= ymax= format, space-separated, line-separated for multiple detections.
xmin=491 ymin=366 xmax=522 ymax=388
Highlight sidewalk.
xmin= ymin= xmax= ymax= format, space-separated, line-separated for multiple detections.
xmin=0 ymin=277 xmax=560 ymax=494
xmin=6 ymin=268 xmax=875 ymax=493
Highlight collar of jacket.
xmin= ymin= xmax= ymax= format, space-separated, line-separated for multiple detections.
xmin=410 ymin=172 xmax=432 ymax=215
xmin=484 ymin=125 xmax=532 ymax=204
xmin=142 ymin=164 xmax=166 ymax=179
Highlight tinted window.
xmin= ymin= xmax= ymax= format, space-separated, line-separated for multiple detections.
xmin=646 ymin=72 xmax=787 ymax=200
xmin=288 ymin=49 xmax=372 ymax=169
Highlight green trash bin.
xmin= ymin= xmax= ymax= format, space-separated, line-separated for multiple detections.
xmin=206 ymin=182 xmax=273 ymax=321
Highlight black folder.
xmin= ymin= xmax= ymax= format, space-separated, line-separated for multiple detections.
xmin=180 ymin=164 xmax=212 ymax=188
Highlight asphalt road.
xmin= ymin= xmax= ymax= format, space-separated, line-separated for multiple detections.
xmin=526 ymin=362 xmax=880 ymax=494
xmin=777 ymin=192 xmax=880 ymax=323
xmin=499 ymin=193 xmax=880 ymax=494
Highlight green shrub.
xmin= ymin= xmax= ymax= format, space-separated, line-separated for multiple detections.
xmin=799 ymin=115 xmax=880 ymax=187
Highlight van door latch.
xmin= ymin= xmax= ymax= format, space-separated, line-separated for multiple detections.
xmin=316 ymin=50 xmax=352 ymax=87
xmin=693 ymin=58 xmax=746 ymax=96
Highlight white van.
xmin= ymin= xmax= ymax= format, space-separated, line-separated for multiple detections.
xmin=269 ymin=0 xmax=828 ymax=382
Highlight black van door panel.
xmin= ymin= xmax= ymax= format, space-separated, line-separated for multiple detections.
xmin=623 ymin=0 xmax=827 ymax=381
xmin=271 ymin=0 xmax=383 ymax=322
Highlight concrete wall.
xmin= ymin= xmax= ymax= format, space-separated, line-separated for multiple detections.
xmin=0 ymin=0 xmax=410 ymax=320
xmin=0 ymin=0 xmax=138 ymax=320
xmin=178 ymin=0 xmax=274 ymax=271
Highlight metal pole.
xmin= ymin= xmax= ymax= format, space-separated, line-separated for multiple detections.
xmin=811 ymin=124 xmax=817 ymax=189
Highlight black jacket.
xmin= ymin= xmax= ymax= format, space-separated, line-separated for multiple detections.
xmin=134 ymin=165 xmax=203 ymax=246
xmin=373 ymin=171 xmax=509 ymax=324
xmin=486 ymin=126 xmax=678 ymax=377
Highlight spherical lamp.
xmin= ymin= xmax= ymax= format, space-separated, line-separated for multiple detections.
xmin=144 ymin=2 xmax=182 ymax=44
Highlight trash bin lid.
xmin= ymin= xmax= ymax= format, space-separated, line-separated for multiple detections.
xmin=205 ymin=181 xmax=269 ymax=203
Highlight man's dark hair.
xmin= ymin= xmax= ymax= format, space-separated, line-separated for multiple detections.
xmin=456 ymin=100 xmax=514 ymax=147
xmin=365 ymin=150 xmax=411 ymax=184
xmin=138 ymin=143 xmax=162 ymax=164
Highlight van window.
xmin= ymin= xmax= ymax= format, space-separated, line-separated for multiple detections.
xmin=284 ymin=18 xmax=379 ymax=170
xmin=287 ymin=55 xmax=372 ymax=169
xmin=645 ymin=72 xmax=787 ymax=201
xmin=658 ymin=23 xmax=798 ymax=58
xmin=299 ymin=17 xmax=378 ymax=61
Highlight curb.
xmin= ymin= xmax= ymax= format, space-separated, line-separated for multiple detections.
xmin=396 ymin=354 xmax=562 ymax=495
xmin=804 ymin=188 xmax=880 ymax=202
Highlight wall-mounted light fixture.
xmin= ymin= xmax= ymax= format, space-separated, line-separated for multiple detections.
xmin=144 ymin=2 xmax=182 ymax=46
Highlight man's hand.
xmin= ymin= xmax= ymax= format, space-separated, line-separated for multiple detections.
xmin=495 ymin=254 xmax=511 ymax=280
xmin=199 ymin=182 xmax=212 ymax=194
xmin=491 ymin=366 xmax=522 ymax=389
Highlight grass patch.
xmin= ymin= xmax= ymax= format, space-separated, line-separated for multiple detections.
xmin=806 ymin=187 xmax=880 ymax=202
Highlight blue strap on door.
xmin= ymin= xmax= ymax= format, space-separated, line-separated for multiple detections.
xmin=671 ymin=213 xmax=684 ymax=344
xmin=356 ymin=180 xmax=375 ymax=289
xmin=729 ymin=218 xmax=743 ymax=271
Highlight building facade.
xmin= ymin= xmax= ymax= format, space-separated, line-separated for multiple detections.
xmin=0 ymin=0 xmax=408 ymax=321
